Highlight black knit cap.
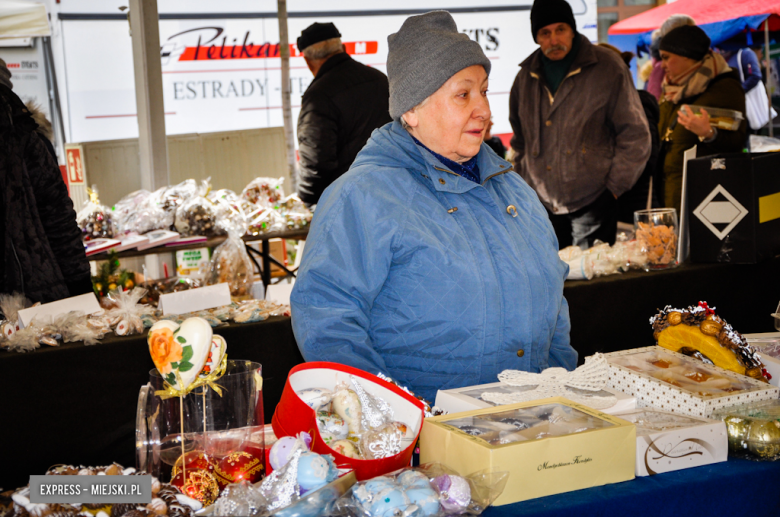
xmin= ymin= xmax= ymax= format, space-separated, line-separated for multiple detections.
xmin=660 ymin=25 xmax=711 ymax=61
xmin=530 ymin=0 xmax=577 ymax=43
xmin=297 ymin=22 xmax=341 ymax=52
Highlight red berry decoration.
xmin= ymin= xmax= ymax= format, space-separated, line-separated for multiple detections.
xmin=213 ymin=451 xmax=264 ymax=489
xmin=170 ymin=469 xmax=220 ymax=506
xmin=172 ymin=451 xmax=216 ymax=477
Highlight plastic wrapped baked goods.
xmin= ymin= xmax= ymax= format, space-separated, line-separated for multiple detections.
xmin=685 ymin=105 xmax=745 ymax=131
xmin=117 ymin=186 xmax=177 ymax=234
xmin=113 ymin=189 xmax=151 ymax=234
xmin=242 ymin=177 xmax=285 ymax=208
xmin=208 ymin=189 xmax=253 ymax=222
xmin=77 ymin=186 xmax=116 ymax=241
xmin=247 ymin=207 xmax=286 ymax=235
xmin=175 ymin=181 xmax=221 ymax=238
xmin=140 ymin=276 xmax=201 ymax=307
xmin=206 ymin=217 xmax=254 ymax=298
xmin=559 ymin=238 xmax=648 ymax=280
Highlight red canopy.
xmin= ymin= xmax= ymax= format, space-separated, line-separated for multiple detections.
xmin=609 ymin=0 xmax=780 ymax=35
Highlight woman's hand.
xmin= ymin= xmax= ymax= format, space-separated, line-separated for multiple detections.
xmin=677 ymin=105 xmax=715 ymax=139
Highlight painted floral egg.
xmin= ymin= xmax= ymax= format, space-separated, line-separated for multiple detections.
xmin=330 ymin=439 xmax=361 ymax=459
xmin=331 ymin=389 xmax=363 ymax=435
xmin=316 ymin=411 xmax=349 ymax=440
xmin=298 ymin=388 xmax=334 ymax=412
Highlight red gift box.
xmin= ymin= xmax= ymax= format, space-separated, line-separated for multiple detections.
xmin=272 ymin=362 xmax=425 ymax=480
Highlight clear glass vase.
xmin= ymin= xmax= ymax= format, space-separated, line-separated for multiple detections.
xmin=136 ymin=360 xmax=264 ymax=480
xmin=634 ymin=208 xmax=679 ymax=271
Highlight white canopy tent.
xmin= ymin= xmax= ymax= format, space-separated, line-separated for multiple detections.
xmin=0 ymin=0 xmax=51 ymax=39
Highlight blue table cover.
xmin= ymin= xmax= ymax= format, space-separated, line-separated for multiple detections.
xmin=484 ymin=457 xmax=780 ymax=517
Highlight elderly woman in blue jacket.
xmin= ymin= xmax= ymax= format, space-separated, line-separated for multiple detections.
xmin=291 ymin=11 xmax=577 ymax=402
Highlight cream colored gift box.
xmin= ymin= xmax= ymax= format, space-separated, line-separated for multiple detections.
xmin=615 ymin=408 xmax=727 ymax=476
xmin=605 ymin=347 xmax=779 ymax=418
xmin=434 ymin=382 xmax=637 ymax=415
xmin=419 ymin=397 xmax=636 ymax=506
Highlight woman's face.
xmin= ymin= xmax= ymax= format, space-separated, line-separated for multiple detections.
xmin=660 ymin=50 xmax=698 ymax=81
xmin=404 ymin=65 xmax=490 ymax=163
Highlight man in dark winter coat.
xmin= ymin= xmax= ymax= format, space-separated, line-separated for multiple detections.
xmin=509 ymin=0 xmax=651 ymax=249
xmin=599 ymin=43 xmax=661 ymax=222
xmin=0 ymin=82 xmax=92 ymax=304
xmin=296 ymin=22 xmax=392 ymax=207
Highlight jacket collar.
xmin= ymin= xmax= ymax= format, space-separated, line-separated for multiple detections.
xmin=311 ymin=52 xmax=351 ymax=83
xmin=355 ymin=121 xmax=512 ymax=195
xmin=389 ymin=122 xmax=512 ymax=194
xmin=520 ymin=34 xmax=598 ymax=77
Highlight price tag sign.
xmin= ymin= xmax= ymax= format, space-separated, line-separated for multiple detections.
xmin=158 ymin=283 xmax=231 ymax=315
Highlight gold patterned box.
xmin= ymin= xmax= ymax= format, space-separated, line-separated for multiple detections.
xmin=605 ymin=346 xmax=779 ymax=417
xmin=419 ymin=397 xmax=635 ymax=505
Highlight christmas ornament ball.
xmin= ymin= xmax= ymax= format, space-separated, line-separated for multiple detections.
xmin=170 ymin=469 xmax=220 ymax=506
xmin=723 ymin=415 xmax=751 ymax=453
xmin=432 ymin=474 xmax=471 ymax=512
xmin=214 ymin=451 xmax=264 ymax=488
xmin=172 ymin=451 xmax=215 ymax=477
xmin=405 ymin=486 xmax=441 ymax=517
xmin=747 ymin=420 xmax=780 ymax=458
xmin=296 ymin=452 xmax=337 ymax=492
xmin=369 ymin=487 xmax=409 ymax=517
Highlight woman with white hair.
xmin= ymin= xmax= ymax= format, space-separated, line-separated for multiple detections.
xmin=646 ymin=14 xmax=696 ymax=100
xmin=290 ymin=11 xmax=577 ymax=402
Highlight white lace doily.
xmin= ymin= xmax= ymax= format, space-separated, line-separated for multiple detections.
xmin=481 ymin=353 xmax=618 ymax=409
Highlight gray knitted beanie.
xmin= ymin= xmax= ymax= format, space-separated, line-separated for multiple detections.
xmin=387 ymin=11 xmax=491 ymax=120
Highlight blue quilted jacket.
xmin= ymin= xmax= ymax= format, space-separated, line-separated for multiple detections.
xmin=291 ymin=121 xmax=577 ymax=402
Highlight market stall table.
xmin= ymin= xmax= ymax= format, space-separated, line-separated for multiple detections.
xmin=87 ymin=228 xmax=309 ymax=287
xmin=3 ymin=257 xmax=779 ymax=492
xmin=483 ymin=456 xmax=780 ymax=516
xmin=0 ymin=316 xmax=302 ymax=491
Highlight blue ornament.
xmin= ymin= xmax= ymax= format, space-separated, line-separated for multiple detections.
xmin=269 ymin=436 xmax=299 ymax=470
xmin=297 ymin=453 xmax=333 ymax=492
xmin=364 ymin=476 xmax=398 ymax=496
xmin=369 ymin=487 xmax=409 ymax=517
xmin=405 ymin=487 xmax=440 ymax=517
xmin=396 ymin=470 xmax=430 ymax=489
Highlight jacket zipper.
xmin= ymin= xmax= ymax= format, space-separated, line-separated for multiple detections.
xmin=531 ymin=68 xmax=582 ymax=105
